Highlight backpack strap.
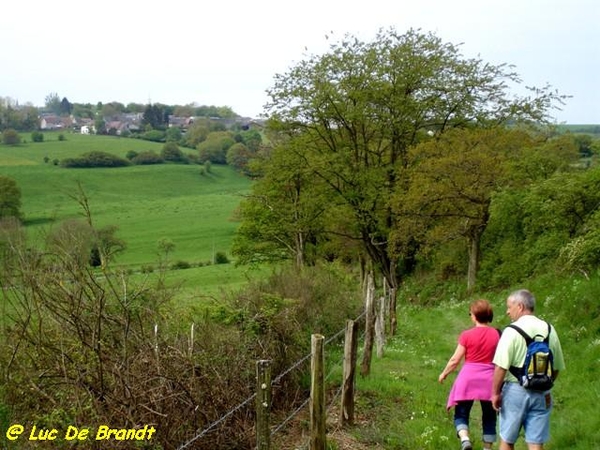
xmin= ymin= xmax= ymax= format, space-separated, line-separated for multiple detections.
xmin=508 ymin=324 xmax=532 ymax=345
xmin=508 ymin=324 xmax=533 ymax=379
xmin=543 ymin=322 xmax=551 ymax=343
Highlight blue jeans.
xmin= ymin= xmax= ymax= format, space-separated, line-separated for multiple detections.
xmin=454 ymin=400 xmax=497 ymax=443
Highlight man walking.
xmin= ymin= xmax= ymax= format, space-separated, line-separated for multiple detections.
xmin=492 ymin=289 xmax=565 ymax=450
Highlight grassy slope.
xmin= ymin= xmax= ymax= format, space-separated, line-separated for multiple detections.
xmin=0 ymin=131 xmax=254 ymax=297
xmin=337 ymin=274 xmax=600 ymax=450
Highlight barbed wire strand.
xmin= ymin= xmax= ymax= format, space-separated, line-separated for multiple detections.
xmin=271 ymin=351 xmax=312 ymax=386
xmin=327 ymin=384 xmax=344 ymax=414
xmin=271 ymin=310 xmax=363 ymax=386
xmin=270 ymin=396 xmax=311 ymax=436
xmin=177 ymin=393 xmax=256 ymax=450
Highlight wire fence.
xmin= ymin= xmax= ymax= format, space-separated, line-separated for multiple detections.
xmin=177 ymin=310 xmax=368 ymax=449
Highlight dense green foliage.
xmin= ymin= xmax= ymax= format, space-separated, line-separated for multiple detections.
xmin=60 ymin=150 xmax=131 ymax=168
xmin=197 ymin=131 xmax=236 ymax=163
xmin=161 ymin=141 xmax=187 ymax=163
xmin=480 ymin=167 xmax=600 ymax=285
xmin=1 ymin=128 xmax=21 ymax=145
xmin=0 ymin=176 xmax=22 ymax=220
xmin=30 ymin=131 xmax=44 ymax=142
xmin=131 ymin=150 xmax=164 ymax=165
xmin=0 ymin=100 xmax=38 ymax=131
xmin=240 ymin=27 xmax=569 ymax=305
xmin=141 ymin=129 xmax=166 ymax=142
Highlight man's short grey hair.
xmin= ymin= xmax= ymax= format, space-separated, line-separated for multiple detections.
xmin=509 ymin=289 xmax=536 ymax=312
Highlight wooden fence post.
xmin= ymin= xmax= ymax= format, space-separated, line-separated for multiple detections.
xmin=340 ymin=320 xmax=358 ymax=427
xmin=375 ymin=295 xmax=386 ymax=358
xmin=256 ymin=359 xmax=272 ymax=450
xmin=389 ymin=284 xmax=397 ymax=336
xmin=310 ymin=334 xmax=326 ymax=450
xmin=360 ymin=274 xmax=375 ymax=377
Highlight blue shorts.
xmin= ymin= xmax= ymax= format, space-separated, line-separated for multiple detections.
xmin=500 ymin=382 xmax=552 ymax=445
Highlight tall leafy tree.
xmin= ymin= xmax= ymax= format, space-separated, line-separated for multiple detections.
xmin=262 ymin=28 xmax=565 ymax=330
xmin=0 ymin=99 xmax=38 ymax=131
xmin=393 ymin=128 xmax=535 ymax=290
xmin=197 ymin=131 xmax=235 ymax=163
xmin=185 ymin=119 xmax=210 ymax=147
xmin=142 ymin=104 xmax=167 ymax=129
xmin=60 ymin=97 xmax=73 ymax=115
xmin=44 ymin=92 xmax=61 ymax=115
xmin=232 ymin=140 xmax=330 ymax=267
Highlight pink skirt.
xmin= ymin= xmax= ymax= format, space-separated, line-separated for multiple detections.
xmin=446 ymin=362 xmax=495 ymax=410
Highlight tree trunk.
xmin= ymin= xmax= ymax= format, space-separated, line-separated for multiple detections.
xmin=467 ymin=231 xmax=481 ymax=293
xmin=362 ymin=232 xmax=400 ymax=334
xmin=295 ymin=231 xmax=304 ymax=268
xmin=360 ymin=274 xmax=375 ymax=377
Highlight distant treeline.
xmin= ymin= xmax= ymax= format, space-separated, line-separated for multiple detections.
xmin=557 ymin=124 xmax=600 ymax=135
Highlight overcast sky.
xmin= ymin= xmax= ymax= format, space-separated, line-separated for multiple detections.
xmin=2 ymin=0 xmax=598 ymax=123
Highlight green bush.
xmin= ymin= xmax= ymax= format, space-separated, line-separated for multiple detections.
xmin=141 ymin=129 xmax=165 ymax=142
xmin=220 ymin=263 xmax=362 ymax=345
xmin=197 ymin=132 xmax=235 ymax=164
xmin=2 ymin=129 xmax=21 ymax=145
xmin=214 ymin=251 xmax=229 ymax=264
xmin=131 ymin=151 xmax=163 ymax=165
xmin=226 ymin=142 xmax=250 ymax=171
xmin=125 ymin=150 xmax=138 ymax=160
xmin=140 ymin=264 xmax=154 ymax=273
xmin=165 ymin=127 xmax=182 ymax=142
xmin=171 ymin=260 xmax=191 ymax=270
xmin=161 ymin=142 xmax=187 ymax=163
xmin=31 ymin=131 xmax=44 ymax=142
xmin=60 ymin=151 xmax=130 ymax=168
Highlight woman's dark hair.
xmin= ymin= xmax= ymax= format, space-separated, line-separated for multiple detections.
xmin=470 ymin=299 xmax=494 ymax=323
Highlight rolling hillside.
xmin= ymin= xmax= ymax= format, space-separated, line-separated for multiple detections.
xmin=1 ymin=131 xmax=252 ymax=275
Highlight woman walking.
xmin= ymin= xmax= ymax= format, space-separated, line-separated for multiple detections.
xmin=439 ymin=299 xmax=500 ymax=450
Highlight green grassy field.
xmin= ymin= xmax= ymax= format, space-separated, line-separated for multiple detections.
xmin=1 ymin=131 xmax=255 ymax=297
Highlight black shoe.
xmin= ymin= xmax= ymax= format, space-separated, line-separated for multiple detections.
xmin=460 ymin=439 xmax=473 ymax=450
